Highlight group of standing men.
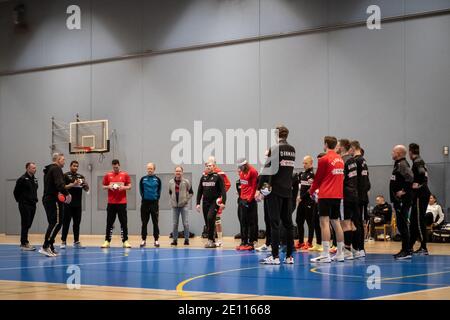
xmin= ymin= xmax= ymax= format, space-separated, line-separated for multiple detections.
xmin=13 ymin=126 xmax=432 ymax=262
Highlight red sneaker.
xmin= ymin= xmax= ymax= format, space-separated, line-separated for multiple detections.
xmin=329 ymin=246 xmax=337 ymax=254
xmin=295 ymin=242 xmax=304 ymax=249
xmin=301 ymin=242 xmax=313 ymax=250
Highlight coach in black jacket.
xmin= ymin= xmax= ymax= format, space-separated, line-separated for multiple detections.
xmin=13 ymin=162 xmax=38 ymax=250
xmin=408 ymin=143 xmax=431 ymax=255
xmin=196 ymin=161 xmax=227 ymax=248
xmin=39 ymin=153 xmax=71 ymax=257
xmin=390 ymin=145 xmax=414 ymax=260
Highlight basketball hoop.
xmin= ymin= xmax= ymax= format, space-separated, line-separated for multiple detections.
xmin=72 ymin=146 xmax=92 ymax=162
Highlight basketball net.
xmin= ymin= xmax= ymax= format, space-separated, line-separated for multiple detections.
xmin=73 ymin=146 xmax=92 ymax=163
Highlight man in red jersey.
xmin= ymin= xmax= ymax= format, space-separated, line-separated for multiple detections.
xmin=202 ymin=156 xmax=230 ymax=247
xmin=236 ymin=158 xmax=259 ymax=251
xmin=101 ymin=159 xmax=132 ymax=248
xmin=309 ymin=136 xmax=345 ymax=263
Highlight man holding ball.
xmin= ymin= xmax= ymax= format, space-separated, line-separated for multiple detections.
xmin=102 ymin=159 xmax=132 ymax=249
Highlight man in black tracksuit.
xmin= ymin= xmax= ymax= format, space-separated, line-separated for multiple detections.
xmin=40 ymin=153 xmax=71 ymax=257
xmin=351 ymin=141 xmax=371 ymax=253
xmin=339 ymin=140 xmax=360 ymax=258
xmin=390 ymin=145 xmax=414 ymax=260
xmin=369 ymin=195 xmax=393 ymax=239
xmin=408 ymin=143 xmax=431 ymax=255
xmin=61 ymin=160 xmax=89 ymax=249
xmin=296 ymin=156 xmax=316 ymax=249
xmin=196 ymin=161 xmax=227 ymax=248
xmin=258 ymin=125 xmax=296 ymax=265
xmin=13 ymin=162 xmax=38 ymax=251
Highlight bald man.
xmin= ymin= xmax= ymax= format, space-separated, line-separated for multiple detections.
xmin=202 ymin=156 xmax=230 ymax=247
xmin=139 ymin=163 xmax=162 ymax=248
xmin=390 ymin=145 xmax=414 ymax=260
xmin=295 ymin=156 xmax=316 ymax=250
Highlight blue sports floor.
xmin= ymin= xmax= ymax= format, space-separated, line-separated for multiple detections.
xmin=0 ymin=244 xmax=449 ymax=299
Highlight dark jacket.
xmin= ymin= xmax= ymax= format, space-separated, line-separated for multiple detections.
xmin=390 ymin=158 xmax=413 ymax=205
xmin=64 ymin=171 xmax=87 ymax=207
xmin=196 ymin=172 xmax=227 ymax=205
xmin=258 ymin=140 xmax=296 ymax=198
xmin=343 ymin=154 xmax=359 ymax=203
xmin=291 ymin=172 xmax=299 ymax=210
xmin=354 ymin=155 xmax=371 ymax=204
xmin=43 ymin=163 xmax=68 ymax=202
xmin=299 ymin=168 xmax=315 ymax=203
xmin=411 ymin=156 xmax=431 ymax=199
xmin=13 ymin=173 xmax=38 ymax=205
xmin=236 ymin=179 xmax=241 ymax=204
xmin=372 ymin=202 xmax=393 ymax=222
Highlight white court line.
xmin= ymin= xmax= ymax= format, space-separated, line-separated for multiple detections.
xmin=365 ymin=285 xmax=450 ymax=300
xmin=0 ymin=250 xmax=131 ymax=259
xmin=0 ymin=253 xmax=129 ymax=263
xmin=0 ymin=252 xmax=253 ymax=272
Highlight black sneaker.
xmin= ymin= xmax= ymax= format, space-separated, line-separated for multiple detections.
xmin=393 ymin=250 xmax=403 ymax=258
xmin=170 ymin=241 xmax=177 ymax=246
xmin=394 ymin=251 xmax=412 ymax=260
xmin=184 ymin=239 xmax=189 ymax=245
xmin=413 ymin=248 xmax=429 ymax=256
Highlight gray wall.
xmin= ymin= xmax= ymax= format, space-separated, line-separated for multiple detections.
xmin=1 ymin=1 xmax=450 ymax=236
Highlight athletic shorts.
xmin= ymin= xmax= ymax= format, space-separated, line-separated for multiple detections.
xmin=318 ymin=198 xmax=341 ymax=220
xmin=343 ymin=200 xmax=359 ymax=220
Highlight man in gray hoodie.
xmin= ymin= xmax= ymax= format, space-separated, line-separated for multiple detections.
xmin=169 ymin=166 xmax=194 ymax=246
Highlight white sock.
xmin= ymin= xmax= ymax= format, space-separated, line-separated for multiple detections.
xmin=337 ymin=242 xmax=345 ymax=255
xmin=217 ymin=232 xmax=223 ymax=242
xmin=322 ymin=241 xmax=330 ymax=257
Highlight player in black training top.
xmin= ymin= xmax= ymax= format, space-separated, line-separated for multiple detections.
xmin=408 ymin=143 xmax=431 ymax=255
xmin=61 ymin=160 xmax=89 ymax=249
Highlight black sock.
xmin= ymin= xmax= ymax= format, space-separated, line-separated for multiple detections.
xmin=351 ymin=230 xmax=359 ymax=251
xmin=344 ymin=231 xmax=352 ymax=248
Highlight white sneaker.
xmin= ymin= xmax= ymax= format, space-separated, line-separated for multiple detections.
xmin=140 ymin=240 xmax=146 ymax=248
xmin=359 ymin=250 xmax=366 ymax=257
xmin=344 ymin=248 xmax=354 ymax=260
xmin=60 ymin=242 xmax=66 ymax=249
xmin=310 ymin=255 xmax=331 ymax=263
xmin=215 ymin=241 xmax=222 ymax=247
xmin=260 ymin=255 xmax=280 ymax=265
xmin=256 ymin=244 xmax=270 ymax=252
xmin=331 ymin=253 xmax=345 ymax=262
xmin=73 ymin=241 xmax=85 ymax=249
xmin=39 ymin=247 xmax=56 ymax=257
xmin=352 ymin=249 xmax=363 ymax=259
xmin=283 ymin=256 xmax=294 ymax=264
xmin=20 ymin=244 xmax=36 ymax=251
